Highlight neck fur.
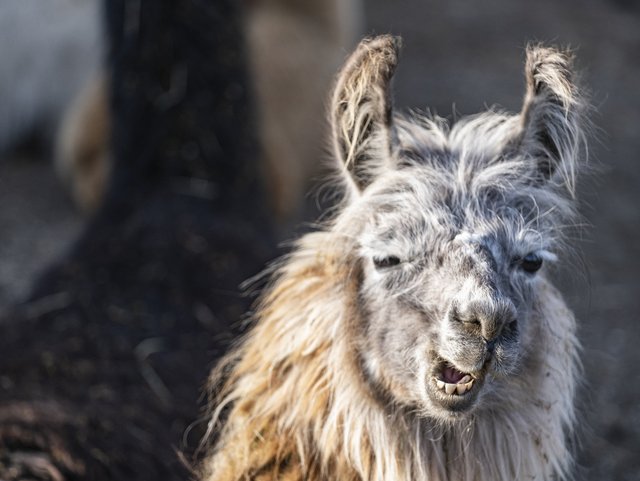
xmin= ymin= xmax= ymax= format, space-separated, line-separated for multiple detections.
xmin=201 ymin=230 xmax=579 ymax=481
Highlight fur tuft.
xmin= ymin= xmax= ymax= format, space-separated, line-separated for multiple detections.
xmin=331 ymin=35 xmax=401 ymax=194
xmin=519 ymin=45 xmax=587 ymax=196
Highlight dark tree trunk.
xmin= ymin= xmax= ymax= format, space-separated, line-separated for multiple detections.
xmin=0 ymin=0 xmax=275 ymax=479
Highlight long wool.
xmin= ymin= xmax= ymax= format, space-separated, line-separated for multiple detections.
xmin=201 ymin=230 xmax=579 ymax=481
xmin=200 ymin=37 xmax=585 ymax=481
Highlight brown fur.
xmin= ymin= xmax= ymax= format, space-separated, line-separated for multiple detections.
xmin=55 ymin=72 xmax=110 ymax=213
xmin=200 ymin=232 xmax=579 ymax=480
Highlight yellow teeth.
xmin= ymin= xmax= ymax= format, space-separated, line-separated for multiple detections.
xmin=433 ymin=377 xmax=474 ymax=396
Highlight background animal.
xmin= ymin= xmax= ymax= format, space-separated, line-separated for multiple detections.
xmin=54 ymin=0 xmax=363 ymax=220
xmin=0 ymin=0 xmax=362 ymax=221
xmin=0 ymin=0 xmax=275 ymax=479
xmin=245 ymin=0 xmax=362 ymax=221
xmin=201 ymin=35 xmax=586 ymax=481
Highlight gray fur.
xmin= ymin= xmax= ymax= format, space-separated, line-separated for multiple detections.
xmin=333 ymin=36 xmax=585 ymax=423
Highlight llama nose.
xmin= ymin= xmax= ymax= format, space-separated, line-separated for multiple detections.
xmin=451 ymin=297 xmax=516 ymax=342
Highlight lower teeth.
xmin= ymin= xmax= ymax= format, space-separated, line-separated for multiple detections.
xmin=434 ymin=377 xmax=474 ymax=395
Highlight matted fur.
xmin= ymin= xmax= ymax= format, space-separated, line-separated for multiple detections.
xmin=200 ymin=36 xmax=587 ymax=481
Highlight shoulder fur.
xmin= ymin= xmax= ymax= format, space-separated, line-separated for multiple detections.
xmin=200 ymin=227 xmax=580 ymax=481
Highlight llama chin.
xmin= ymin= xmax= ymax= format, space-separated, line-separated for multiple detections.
xmin=200 ymin=35 xmax=587 ymax=481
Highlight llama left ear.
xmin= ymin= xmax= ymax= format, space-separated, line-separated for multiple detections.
xmin=330 ymin=35 xmax=401 ymax=193
xmin=518 ymin=46 xmax=585 ymax=193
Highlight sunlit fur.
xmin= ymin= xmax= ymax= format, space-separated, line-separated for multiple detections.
xmin=200 ymin=36 xmax=587 ymax=481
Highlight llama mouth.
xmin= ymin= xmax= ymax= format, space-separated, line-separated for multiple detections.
xmin=431 ymin=363 xmax=477 ymax=396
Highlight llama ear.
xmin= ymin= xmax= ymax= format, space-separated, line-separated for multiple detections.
xmin=518 ymin=45 xmax=585 ymax=191
xmin=330 ymin=35 xmax=401 ymax=192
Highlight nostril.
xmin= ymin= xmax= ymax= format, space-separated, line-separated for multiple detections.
xmin=485 ymin=338 xmax=497 ymax=353
xmin=449 ymin=307 xmax=480 ymax=326
xmin=508 ymin=319 xmax=518 ymax=332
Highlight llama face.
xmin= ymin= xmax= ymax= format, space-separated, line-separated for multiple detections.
xmin=330 ymin=37 xmax=583 ymax=421
xmin=353 ymin=170 xmax=547 ymax=419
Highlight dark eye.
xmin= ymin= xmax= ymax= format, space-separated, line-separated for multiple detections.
xmin=373 ymin=256 xmax=401 ymax=269
xmin=520 ymin=253 xmax=543 ymax=273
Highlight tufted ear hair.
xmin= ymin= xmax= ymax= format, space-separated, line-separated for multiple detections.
xmin=517 ymin=45 xmax=586 ymax=194
xmin=330 ymin=35 xmax=401 ymax=193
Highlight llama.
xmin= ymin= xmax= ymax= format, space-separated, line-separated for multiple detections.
xmin=55 ymin=0 xmax=363 ymax=218
xmin=246 ymin=0 xmax=363 ymax=220
xmin=200 ymin=35 xmax=587 ymax=481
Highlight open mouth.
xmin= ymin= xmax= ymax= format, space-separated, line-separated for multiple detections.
xmin=427 ymin=357 xmax=488 ymax=414
xmin=432 ymin=363 xmax=476 ymax=396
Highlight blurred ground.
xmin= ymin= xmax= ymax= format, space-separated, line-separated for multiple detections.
xmin=0 ymin=146 xmax=82 ymax=307
xmin=0 ymin=0 xmax=638 ymax=479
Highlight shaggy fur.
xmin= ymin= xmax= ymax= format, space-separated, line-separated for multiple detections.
xmin=201 ymin=36 xmax=587 ymax=481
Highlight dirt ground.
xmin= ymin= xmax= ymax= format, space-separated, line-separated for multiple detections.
xmin=0 ymin=0 xmax=638 ymax=479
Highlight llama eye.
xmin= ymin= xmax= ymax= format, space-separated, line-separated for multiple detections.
xmin=373 ymin=256 xmax=401 ymax=269
xmin=520 ymin=253 xmax=543 ymax=273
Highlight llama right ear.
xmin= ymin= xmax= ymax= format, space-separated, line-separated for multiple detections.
xmin=330 ymin=35 xmax=401 ymax=193
xmin=517 ymin=46 xmax=585 ymax=194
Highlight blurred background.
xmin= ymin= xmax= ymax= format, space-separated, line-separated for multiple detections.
xmin=0 ymin=0 xmax=637 ymax=479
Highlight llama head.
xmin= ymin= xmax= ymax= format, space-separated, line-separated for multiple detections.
xmin=330 ymin=36 xmax=585 ymax=421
